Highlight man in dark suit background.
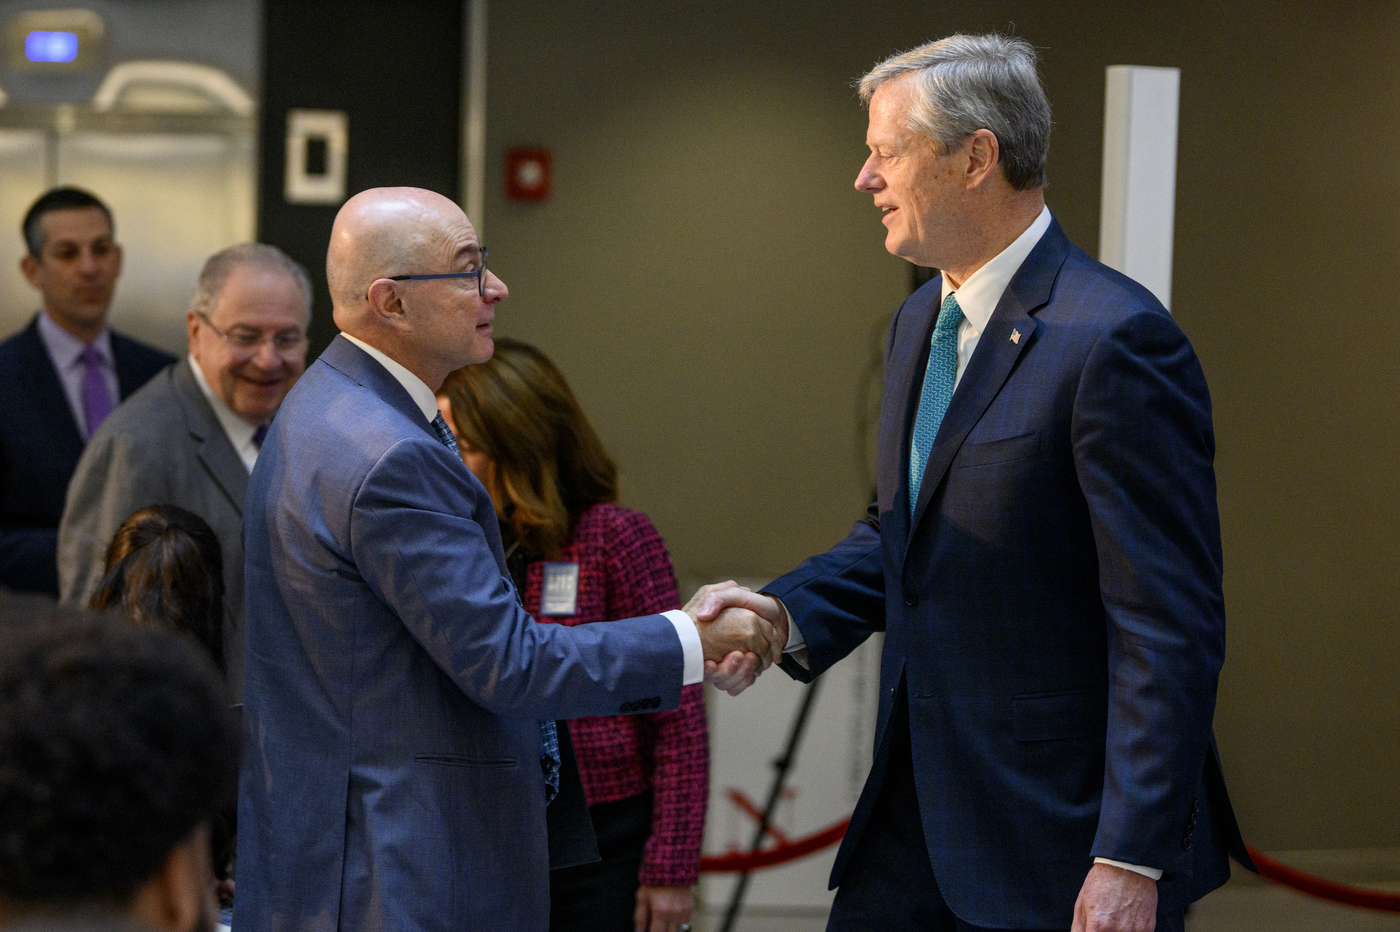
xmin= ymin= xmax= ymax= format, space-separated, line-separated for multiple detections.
xmin=0 ymin=188 xmax=173 ymax=595
xmin=699 ymin=34 xmax=1251 ymax=932
xmin=236 ymin=187 xmax=778 ymax=932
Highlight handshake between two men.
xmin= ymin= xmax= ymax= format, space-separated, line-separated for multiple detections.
xmin=683 ymin=581 xmax=789 ymax=696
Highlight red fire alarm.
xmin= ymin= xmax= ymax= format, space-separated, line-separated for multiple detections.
xmin=506 ymin=147 xmax=551 ymax=201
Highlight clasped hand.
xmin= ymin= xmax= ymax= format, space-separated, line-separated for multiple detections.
xmin=682 ymin=582 xmax=788 ymax=696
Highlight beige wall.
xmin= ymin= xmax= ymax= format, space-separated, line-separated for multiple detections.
xmin=485 ymin=2 xmax=1400 ymax=850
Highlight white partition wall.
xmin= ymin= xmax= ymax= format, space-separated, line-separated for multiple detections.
xmin=700 ymin=576 xmax=883 ymax=913
xmin=1099 ymin=65 xmax=1180 ymax=310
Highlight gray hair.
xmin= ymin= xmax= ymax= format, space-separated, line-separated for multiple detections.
xmin=190 ymin=243 xmax=312 ymax=321
xmin=859 ymin=34 xmax=1051 ymax=191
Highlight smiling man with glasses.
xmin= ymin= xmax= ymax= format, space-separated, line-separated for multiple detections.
xmin=58 ymin=242 xmax=313 ymax=702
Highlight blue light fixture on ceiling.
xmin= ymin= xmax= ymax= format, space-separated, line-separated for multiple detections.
xmin=25 ymin=31 xmax=80 ymax=64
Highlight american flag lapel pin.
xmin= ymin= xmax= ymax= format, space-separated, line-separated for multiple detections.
xmin=1010 ymin=329 xmax=1021 ymax=344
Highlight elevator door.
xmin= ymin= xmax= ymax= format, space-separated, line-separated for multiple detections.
xmin=0 ymin=62 xmax=256 ymax=355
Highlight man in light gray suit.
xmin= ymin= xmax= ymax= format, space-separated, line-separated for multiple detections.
xmin=57 ymin=243 xmax=311 ymax=698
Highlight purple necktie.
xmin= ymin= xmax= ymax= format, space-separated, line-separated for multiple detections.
xmin=79 ymin=345 xmax=114 ymax=438
xmin=253 ymin=424 xmax=268 ymax=448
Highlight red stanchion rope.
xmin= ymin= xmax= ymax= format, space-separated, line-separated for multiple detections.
xmin=703 ymin=795 xmax=1400 ymax=913
xmin=1244 ymin=845 xmax=1400 ymax=913
xmin=700 ymin=789 xmax=849 ymax=874
xmin=699 ymin=818 xmax=849 ymax=873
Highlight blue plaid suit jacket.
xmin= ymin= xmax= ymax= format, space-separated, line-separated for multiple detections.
xmin=235 ymin=336 xmax=683 ymax=932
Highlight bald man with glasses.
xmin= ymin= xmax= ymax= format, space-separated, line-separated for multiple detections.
xmin=58 ymin=242 xmax=312 ymax=700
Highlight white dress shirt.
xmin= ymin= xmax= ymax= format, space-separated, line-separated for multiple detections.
xmin=36 ymin=311 xmax=119 ymax=440
xmin=339 ymin=332 xmax=705 ymax=686
xmin=941 ymin=205 xmax=1053 ymax=390
xmin=188 ymin=355 xmax=264 ymax=474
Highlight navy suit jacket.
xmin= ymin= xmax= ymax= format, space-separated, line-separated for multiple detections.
xmin=0 ymin=316 xmax=172 ymax=595
xmin=767 ymin=219 xmax=1250 ymax=928
xmin=235 ymin=336 xmax=685 ymax=932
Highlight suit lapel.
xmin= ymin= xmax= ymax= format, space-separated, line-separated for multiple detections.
xmin=908 ymin=220 xmax=1072 ymax=537
xmin=174 ymin=359 xmax=249 ymax=515
xmin=881 ymin=281 xmax=941 ymax=544
xmin=319 ymin=334 xmax=437 ymax=440
xmin=112 ymin=334 xmax=147 ymax=399
xmin=19 ymin=318 xmax=85 ymax=449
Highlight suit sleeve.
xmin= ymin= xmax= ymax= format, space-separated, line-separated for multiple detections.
xmin=764 ymin=499 xmax=885 ymax=685
xmin=599 ymin=509 xmax=709 ymax=888
xmin=350 ymin=438 xmax=686 ymax=720
xmin=1072 ymin=308 xmax=1225 ymax=874
xmin=57 ymin=426 xmax=170 ymax=605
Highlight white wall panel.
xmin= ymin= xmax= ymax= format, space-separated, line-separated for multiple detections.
xmin=1099 ymin=65 xmax=1180 ymax=310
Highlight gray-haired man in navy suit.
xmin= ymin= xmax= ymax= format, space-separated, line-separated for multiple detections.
xmin=697 ymin=34 xmax=1254 ymax=932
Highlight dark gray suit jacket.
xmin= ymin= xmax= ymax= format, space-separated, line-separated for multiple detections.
xmin=58 ymin=357 xmax=249 ymax=697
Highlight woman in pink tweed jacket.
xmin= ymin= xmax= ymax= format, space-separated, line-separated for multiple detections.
xmin=438 ymin=339 xmax=708 ymax=932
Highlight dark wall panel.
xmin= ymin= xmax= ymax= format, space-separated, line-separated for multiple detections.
xmin=258 ymin=0 xmax=463 ymax=354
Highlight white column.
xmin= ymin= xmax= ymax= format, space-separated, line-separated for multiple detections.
xmin=1098 ymin=65 xmax=1180 ymax=311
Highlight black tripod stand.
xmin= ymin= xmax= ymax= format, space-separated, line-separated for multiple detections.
xmin=717 ymin=678 xmax=824 ymax=932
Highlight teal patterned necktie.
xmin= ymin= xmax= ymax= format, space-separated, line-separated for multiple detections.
xmin=430 ymin=412 xmax=562 ymax=802
xmin=908 ymin=293 xmax=963 ymax=516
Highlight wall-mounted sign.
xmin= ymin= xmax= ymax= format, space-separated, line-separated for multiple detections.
xmin=284 ymin=108 xmax=348 ymax=206
xmin=7 ymin=9 xmax=105 ymax=72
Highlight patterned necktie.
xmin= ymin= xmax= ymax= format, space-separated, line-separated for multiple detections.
xmin=908 ymin=293 xmax=963 ymax=516
xmin=78 ymin=344 xmax=114 ymax=438
xmin=430 ymin=411 xmax=562 ymax=802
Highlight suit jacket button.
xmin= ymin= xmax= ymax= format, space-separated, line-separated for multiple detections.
xmin=903 ymin=589 xmax=918 ymax=607
xmin=649 ymin=697 xmax=660 ymax=709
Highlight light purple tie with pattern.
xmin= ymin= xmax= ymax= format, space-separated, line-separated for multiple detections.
xmin=78 ymin=344 xmax=114 ymax=437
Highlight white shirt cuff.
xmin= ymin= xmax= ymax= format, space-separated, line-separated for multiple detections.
xmin=1094 ymin=857 xmax=1162 ymax=881
xmin=664 ymin=610 xmax=703 ymax=685
xmin=768 ymin=595 xmax=810 ymax=670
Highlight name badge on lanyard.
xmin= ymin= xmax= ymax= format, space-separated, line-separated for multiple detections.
xmin=540 ymin=562 xmax=580 ymax=616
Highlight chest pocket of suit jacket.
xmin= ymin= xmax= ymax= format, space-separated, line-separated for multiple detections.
xmin=1012 ymin=687 xmax=1108 ymax=742
xmin=957 ymin=429 xmax=1041 ymax=468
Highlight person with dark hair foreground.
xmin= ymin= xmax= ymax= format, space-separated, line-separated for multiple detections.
xmin=439 ymin=339 xmax=708 ymax=932
xmin=89 ymin=504 xmax=226 ymax=674
xmin=0 ymin=594 xmax=239 ymax=932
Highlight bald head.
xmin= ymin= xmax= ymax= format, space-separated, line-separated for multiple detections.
xmin=326 ymin=187 xmax=505 ymax=390
xmin=328 ymin=187 xmax=463 ymax=327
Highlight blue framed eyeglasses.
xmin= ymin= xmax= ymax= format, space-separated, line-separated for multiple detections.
xmin=388 ymin=246 xmax=488 ymax=296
